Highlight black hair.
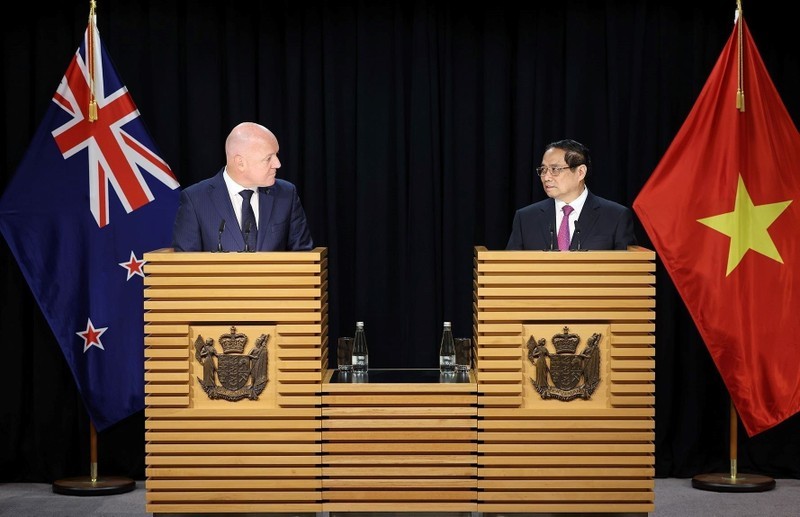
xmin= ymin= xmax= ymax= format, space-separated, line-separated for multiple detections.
xmin=544 ymin=139 xmax=592 ymax=181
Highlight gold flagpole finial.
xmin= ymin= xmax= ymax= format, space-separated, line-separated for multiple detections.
xmin=88 ymin=0 xmax=98 ymax=122
xmin=736 ymin=0 xmax=745 ymax=112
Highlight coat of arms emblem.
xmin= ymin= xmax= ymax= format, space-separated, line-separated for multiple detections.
xmin=527 ymin=326 xmax=601 ymax=401
xmin=194 ymin=326 xmax=269 ymax=401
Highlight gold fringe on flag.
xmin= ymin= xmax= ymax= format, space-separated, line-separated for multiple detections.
xmin=88 ymin=0 xmax=98 ymax=122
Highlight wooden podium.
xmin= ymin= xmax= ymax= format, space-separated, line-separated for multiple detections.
xmin=473 ymin=246 xmax=656 ymax=514
xmin=141 ymin=245 xmax=654 ymax=515
xmin=142 ymin=248 xmax=328 ymax=514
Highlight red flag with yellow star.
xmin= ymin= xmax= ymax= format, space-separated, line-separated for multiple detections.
xmin=633 ymin=14 xmax=800 ymax=436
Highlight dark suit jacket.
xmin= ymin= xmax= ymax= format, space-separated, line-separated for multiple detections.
xmin=506 ymin=191 xmax=636 ymax=250
xmin=171 ymin=171 xmax=314 ymax=252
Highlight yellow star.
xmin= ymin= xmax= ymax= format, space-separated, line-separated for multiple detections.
xmin=698 ymin=174 xmax=791 ymax=276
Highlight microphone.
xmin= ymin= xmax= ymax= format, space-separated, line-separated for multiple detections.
xmin=215 ymin=220 xmax=227 ymax=253
xmin=243 ymin=221 xmax=253 ymax=252
xmin=545 ymin=223 xmax=555 ymax=251
xmin=574 ymin=220 xmax=587 ymax=251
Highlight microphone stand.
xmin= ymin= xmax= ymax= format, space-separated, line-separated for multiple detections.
xmin=243 ymin=222 xmax=254 ymax=252
xmin=215 ymin=219 xmax=227 ymax=253
xmin=544 ymin=223 xmax=555 ymax=251
xmin=574 ymin=221 xmax=588 ymax=251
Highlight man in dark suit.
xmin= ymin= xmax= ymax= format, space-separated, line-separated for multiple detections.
xmin=506 ymin=139 xmax=636 ymax=251
xmin=172 ymin=122 xmax=313 ymax=252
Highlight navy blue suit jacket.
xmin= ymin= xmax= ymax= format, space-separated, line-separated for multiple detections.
xmin=171 ymin=171 xmax=314 ymax=252
xmin=506 ymin=191 xmax=636 ymax=250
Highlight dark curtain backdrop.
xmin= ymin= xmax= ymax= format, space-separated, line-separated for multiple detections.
xmin=2 ymin=0 xmax=799 ymax=482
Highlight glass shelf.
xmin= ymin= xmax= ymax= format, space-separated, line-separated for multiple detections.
xmin=329 ymin=368 xmax=471 ymax=384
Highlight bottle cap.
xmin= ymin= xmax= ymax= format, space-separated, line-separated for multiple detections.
xmin=444 ymin=321 xmax=451 ymax=328
xmin=356 ymin=321 xmax=364 ymax=327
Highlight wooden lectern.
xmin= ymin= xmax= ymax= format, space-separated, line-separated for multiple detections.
xmin=473 ymin=246 xmax=656 ymax=514
xmin=142 ymin=248 xmax=328 ymax=514
xmin=141 ymin=245 xmax=654 ymax=515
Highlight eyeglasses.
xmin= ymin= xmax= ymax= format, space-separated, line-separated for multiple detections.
xmin=536 ymin=164 xmax=578 ymax=177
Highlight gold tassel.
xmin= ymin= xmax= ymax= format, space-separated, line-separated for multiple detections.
xmin=88 ymin=0 xmax=98 ymax=122
xmin=736 ymin=0 xmax=745 ymax=112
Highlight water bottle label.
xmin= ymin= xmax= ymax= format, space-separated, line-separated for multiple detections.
xmin=352 ymin=355 xmax=368 ymax=372
xmin=440 ymin=355 xmax=455 ymax=372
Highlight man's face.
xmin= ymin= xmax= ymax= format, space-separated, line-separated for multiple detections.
xmin=539 ymin=147 xmax=585 ymax=203
xmin=238 ymin=134 xmax=281 ymax=188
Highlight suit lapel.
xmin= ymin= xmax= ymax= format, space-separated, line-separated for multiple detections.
xmin=256 ymin=186 xmax=275 ymax=251
xmin=541 ymin=201 xmax=556 ymax=250
xmin=574 ymin=192 xmax=600 ymax=246
xmin=210 ymin=172 xmax=244 ymax=251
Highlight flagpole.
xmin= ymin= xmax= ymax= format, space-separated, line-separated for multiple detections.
xmin=51 ymin=419 xmax=137 ymax=495
xmin=690 ymin=2 xmax=777 ymax=493
xmin=691 ymin=399 xmax=775 ymax=492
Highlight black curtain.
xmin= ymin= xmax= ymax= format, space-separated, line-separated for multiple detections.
xmin=2 ymin=0 xmax=799 ymax=482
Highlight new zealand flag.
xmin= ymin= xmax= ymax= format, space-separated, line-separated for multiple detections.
xmin=0 ymin=19 xmax=180 ymax=431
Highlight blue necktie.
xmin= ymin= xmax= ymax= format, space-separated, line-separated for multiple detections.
xmin=239 ymin=190 xmax=257 ymax=251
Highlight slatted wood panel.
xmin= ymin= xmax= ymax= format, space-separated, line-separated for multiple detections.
xmin=474 ymin=246 xmax=656 ymax=514
xmin=321 ymin=371 xmax=479 ymax=512
xmin=143 ymin=248 xmax=327 ymax=514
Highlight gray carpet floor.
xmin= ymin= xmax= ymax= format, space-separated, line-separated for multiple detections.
xmin=1 ymin=478 xmax=798 ymax=516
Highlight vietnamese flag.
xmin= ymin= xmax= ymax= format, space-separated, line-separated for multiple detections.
xmin=633 ymin=15 xmax=800 ymax=436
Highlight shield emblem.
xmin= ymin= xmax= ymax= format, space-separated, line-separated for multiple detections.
xmin=549 ymin=355 xmax=583 ymax=390
xmin=217 ymin=354 xmax=251 ymax=390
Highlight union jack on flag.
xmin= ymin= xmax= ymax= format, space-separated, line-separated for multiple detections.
xmin=0 ymin=16 xmax=180 ymax=431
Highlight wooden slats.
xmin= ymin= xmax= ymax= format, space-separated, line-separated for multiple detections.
xmin=142 ymin=245 xmax=655 ymax=514
xmin=473 ymin=246 xmax=656 ymax=514
xmin=144 ymin=299 xmax=323 ymax=310
xmin=478 ymin=274 xmax=655 ymax=285
xmin=143 ymin=248 xmax=327 ymax=514
xmin=145 ymin=311 xmax=322 ymax=322
xmin=479 ymin=444 xmax=654 ymax=455
xmin=144 ymin=287 xmax=323 ymax=298
xmin=145 ymin=431 xmax=320 ymax=442
xmin=478 ymin=262 xmax=655 ymax=272
xmin=143 ymin=263 xmax=322 ymax=274
xmin=145 ymin=443 xmax=320 ymax=454
xmin=480 ymin=286 xmax=656 ymax=296
xmin=321 ymin=373 xmax=478 ymax=511
xmin=478 ymin=297 xmax=655 ymax=308
xmin=476 ymin=247 xmax=656 ymax=261
xmin=146 ymin=503 xmax=321 ymax=513
xmin=479 ymin=479 xmax=654 ymax=489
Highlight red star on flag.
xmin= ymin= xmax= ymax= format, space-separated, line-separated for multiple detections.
xmin=76 ymin=318 xmax=107 ymax=352
xmin=118 ymin=251 xmax=146 ymax=280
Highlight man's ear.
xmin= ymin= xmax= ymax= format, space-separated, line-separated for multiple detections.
xmin=577 ymin=163 xmax=587 ymax=180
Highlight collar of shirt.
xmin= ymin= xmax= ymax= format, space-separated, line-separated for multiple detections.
xmin=222 ymin=168 xmax=259 ymax=228
xmin=555 ymin=187 xmax=588 ymax=235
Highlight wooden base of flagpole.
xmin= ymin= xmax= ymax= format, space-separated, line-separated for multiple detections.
xmin=692 ymin=400 xmax=775 ymax=493
xmin=52 ymin=421 xmax=136 ymax=496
